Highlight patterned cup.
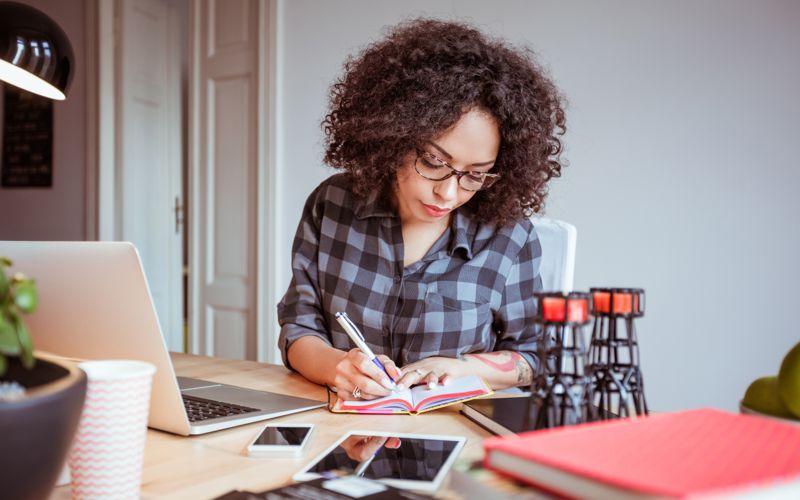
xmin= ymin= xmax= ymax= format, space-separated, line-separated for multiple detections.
xmin=68 ymin=360 xmax=156 ymax=499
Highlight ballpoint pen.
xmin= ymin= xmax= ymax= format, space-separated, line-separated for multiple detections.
xmin=354 ymin=443 xmax=382 ymax=476
xmin=335 ymin=311 xmax=397 ymax=386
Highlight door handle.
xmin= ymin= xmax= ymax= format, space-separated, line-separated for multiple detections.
xmin=174 ymin=196 xmax=184 ymax=234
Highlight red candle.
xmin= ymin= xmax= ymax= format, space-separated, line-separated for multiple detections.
xmin=593 ymin=291 xmax=610 ymax=313
xmin=613 ymin=293 xmax=632 ymax=314
xmin=592 ymin=289 xmax=642 ymax=315
xmin=568 ymin=298 xmax=588 ymax=322
xmin=542 ymin=297 xmax=564 ymax=321
xmin=542 ymin=296 xmax=588 ymax=322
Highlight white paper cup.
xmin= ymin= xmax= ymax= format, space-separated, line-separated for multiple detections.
xmin=68 ymin=360 xmax=156 ymax=500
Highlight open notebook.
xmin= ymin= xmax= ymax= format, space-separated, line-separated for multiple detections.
xmin=332 ymin=374 xmax=493 ymax=414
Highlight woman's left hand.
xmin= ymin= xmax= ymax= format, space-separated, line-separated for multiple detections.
xmin=397 ymin=357 xmax=461 ymax=390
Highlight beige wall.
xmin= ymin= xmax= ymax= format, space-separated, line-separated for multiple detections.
xmin=0 ymin=0 xmax=87 ymax=240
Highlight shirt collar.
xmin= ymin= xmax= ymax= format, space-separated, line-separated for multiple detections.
xmin=448 ymin=208 xmax=474 ymax=260
xmin=447 ymin=207 xmax=475 ymax=260
xmin=353 ymin=187 xmax=396 ymax=220
xmin=355 ymin=188 xmax=476 ymax=260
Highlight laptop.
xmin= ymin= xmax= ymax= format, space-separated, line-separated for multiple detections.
xmin=0 ymin=241 xmax=325 ymax=435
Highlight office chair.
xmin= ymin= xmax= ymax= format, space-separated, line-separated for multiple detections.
xmin=530 ymin=217 xmax=577 ymax=293
xmin=492 ymin=216 xmax=577 ymax=396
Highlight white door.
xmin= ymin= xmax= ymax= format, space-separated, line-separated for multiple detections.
xmin=189 ymin=0 xmax=261 ymax=359
xmin=117 ymin=0 xmax=184 ymax=351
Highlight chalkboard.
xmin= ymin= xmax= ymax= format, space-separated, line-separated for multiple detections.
xmin=1 ymin=87 xmax=53 ymax=188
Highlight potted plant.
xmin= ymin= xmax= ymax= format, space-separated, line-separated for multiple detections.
xmin=0 ymin=257 xmax=87 ymax=500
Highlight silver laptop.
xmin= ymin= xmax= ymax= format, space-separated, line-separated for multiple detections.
xmin=0 ymin=241 xmax=325 ymax=435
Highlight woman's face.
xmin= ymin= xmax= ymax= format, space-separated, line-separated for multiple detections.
xmin=394 ymin=108 xmax=501 ymax=226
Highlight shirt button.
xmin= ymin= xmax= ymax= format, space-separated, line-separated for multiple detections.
xmin=393 ymin=275 xmax=401 ymax=284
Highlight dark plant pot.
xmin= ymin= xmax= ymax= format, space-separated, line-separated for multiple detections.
xmin=0 ymin=354 xmax=87 ymax=500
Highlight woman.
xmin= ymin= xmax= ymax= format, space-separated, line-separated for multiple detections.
xmin=278 ymin=18 xmax=566 ymax=401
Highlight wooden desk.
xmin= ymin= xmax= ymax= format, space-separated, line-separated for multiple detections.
xmin=50 ymin=353 xmax=495 ymax=499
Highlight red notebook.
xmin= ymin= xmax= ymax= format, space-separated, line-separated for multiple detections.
xmin=483 ymin=408 xmax=800 ymax=499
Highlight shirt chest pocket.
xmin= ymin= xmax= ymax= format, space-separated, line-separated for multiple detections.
xmin=412 ymin=291 xmax=492 ymax=359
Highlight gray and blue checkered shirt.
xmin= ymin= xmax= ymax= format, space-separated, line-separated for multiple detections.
xmin=277 ymin=174 xmax=543 ymax=372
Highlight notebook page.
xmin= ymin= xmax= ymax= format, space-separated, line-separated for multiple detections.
xmin=410 ymin=374 xmax=488 ymax=410
xmin=335 ymin=387 xmax=413 ymax=410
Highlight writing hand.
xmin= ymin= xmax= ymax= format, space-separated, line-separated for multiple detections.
xmin=333 ymin=349 xmax=403 ymax=401
xmin=397 ymin=357 xmax=458 ymax=390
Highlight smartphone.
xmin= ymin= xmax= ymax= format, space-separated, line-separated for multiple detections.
xmin=246 ymin=424 xmax=314 ymax=458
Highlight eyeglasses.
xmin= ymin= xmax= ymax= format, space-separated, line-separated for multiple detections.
xmin=414 ymin=151 xmax=501 ymax=191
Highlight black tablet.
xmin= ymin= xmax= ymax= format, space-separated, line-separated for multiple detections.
xmin=293 ymin=431 xmax=466 ymax=493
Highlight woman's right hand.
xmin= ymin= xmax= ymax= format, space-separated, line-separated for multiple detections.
xmin=332 ymin=349 xmax=402 ymax=401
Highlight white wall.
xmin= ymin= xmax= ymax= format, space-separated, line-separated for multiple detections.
xmin=273 ymin=0 xmax=800 ymax=412
xmin=0 ymin=0 xmax=87 ymax=241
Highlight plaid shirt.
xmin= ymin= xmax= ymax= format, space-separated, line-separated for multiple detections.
xmin=277 ymin=174 xmax=542 ymax=372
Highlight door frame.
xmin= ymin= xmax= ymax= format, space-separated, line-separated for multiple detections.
xmin=261 ymin=0 xmax=281 ymax=364
xmin=183 ymin=0 xmax=280 ymax=362
xmin=84 ymin=0 xmax=98 ymax=241
xmin=93 ymin=0 xmax=116 ymax=241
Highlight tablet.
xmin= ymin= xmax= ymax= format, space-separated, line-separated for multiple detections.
xmin=293 ymin=430 xmax=466 ymax=493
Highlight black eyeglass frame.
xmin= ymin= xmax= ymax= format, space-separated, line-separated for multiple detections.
xmin=414 ymin=151 xmax=501 ymax=191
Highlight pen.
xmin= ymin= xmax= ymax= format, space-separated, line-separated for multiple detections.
xmin=335 ymin=311 xmax=396 ymax=386
xmin=354 ymin=444 xmax=382 ymax=476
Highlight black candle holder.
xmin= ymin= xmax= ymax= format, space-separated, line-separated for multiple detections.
xmin=588 ymin=287 xmax=649 ymax=419
xmin=527 ymin=292 xmax=596 ymax=429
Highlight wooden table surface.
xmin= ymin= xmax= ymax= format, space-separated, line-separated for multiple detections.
xmin=49 ymin=352 xmax=499 ymax=500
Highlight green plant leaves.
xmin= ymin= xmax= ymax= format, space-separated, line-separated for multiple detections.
xmin=13 ymin=316 xmax=34 ymax=369
xmin=0 ymin=265 xmax=8 ymax=301
xmin=0 ymin=314 xmax=21 ymax=356
xmin=13 ymin=277 xmax=37 ymax=313
xmin=0 ymin=257 xmax=38 ymax=376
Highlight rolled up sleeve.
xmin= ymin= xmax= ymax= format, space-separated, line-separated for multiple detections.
xmin=277 ymin=188 xmax=333 ymax=370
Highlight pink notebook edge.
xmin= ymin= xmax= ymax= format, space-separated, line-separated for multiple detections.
xmin=334 ymin=376 xmax=493 ymax=413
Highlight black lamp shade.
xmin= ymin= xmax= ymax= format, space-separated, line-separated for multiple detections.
xmin=0 ymin=1 xmax=74 ymax=100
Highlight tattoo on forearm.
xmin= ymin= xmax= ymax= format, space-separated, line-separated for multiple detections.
xmin=465 ymin=352 xmax=533 ymax=384
xmin=468 ymin=352 xmax=517 ymax=372
xmin=515 ymin=357 xmax=533 ymax=385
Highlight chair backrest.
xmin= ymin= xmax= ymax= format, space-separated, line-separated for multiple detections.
xmin=530 ymin=217 xmax=577 ymax=293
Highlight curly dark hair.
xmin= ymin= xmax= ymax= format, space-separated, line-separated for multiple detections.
xmin=322 ymin=18 xmax=566 ymax=227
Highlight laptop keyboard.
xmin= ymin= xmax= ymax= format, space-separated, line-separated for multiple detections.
xmin=182 ymin=394 xmax=260 ymax=422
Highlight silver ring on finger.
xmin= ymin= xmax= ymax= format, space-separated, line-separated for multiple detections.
xmin=351 ymin=386 xmax=362 ymax=399
xmin=414 ymin=368 xmax=425 ymax=378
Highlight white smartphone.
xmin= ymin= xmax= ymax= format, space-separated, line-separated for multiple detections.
xmin=246 ymin=423 xmax=314 ymax=458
